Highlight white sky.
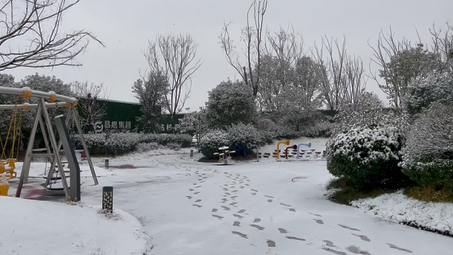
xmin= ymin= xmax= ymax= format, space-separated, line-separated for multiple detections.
xmin=4 ymin=0 xmax=453 ymax=110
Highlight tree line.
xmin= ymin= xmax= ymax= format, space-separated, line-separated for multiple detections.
xmin=1 ymin=0 xmax=452 ymax=136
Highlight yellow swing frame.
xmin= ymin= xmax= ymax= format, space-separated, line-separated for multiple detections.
xmin=0 ymin=97 xmax=24 ymax=179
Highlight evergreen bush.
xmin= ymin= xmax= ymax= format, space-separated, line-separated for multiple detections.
xmin=199 ymin=130 xmax=230 ymax=159
xmin=399 ymin=103 xmax=453 ymax=190
xmin=326 ymin=124 xmax=408 ymax=190
xmin=72 ymin=133 xmax=192 ymax=156
xmin=227 ymin=123 xmax=264 ymax=153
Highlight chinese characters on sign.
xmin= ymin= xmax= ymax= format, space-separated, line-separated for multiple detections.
xmin=102 ymin=120 xmax=132 ymax=133
xmin=74 ymin=120 xmax=133 ymax=134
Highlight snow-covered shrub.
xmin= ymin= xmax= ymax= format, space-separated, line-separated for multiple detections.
xmin=333 ymin=92 xmax=409 ymax=136
xmin=199 ymin=130 xmax=230 ymax=158
xmin=74 ymin=133 xmax=141 ymax=156
xmin=256 ymin=118 xmax=278 ymax=132
xmin=227 ymin=123 xmax=264 ymax=153
xmin=400 ymin=103 xmax=453 ymax=190
xmin=259 ymin=130 xmax=278 ymax=144
xmin=135 ymin=142 xmax=161 ymax=152
xmin=326 ymin=124 xmax=408 ymax=190
xmin=404 ymin=71 xmax=453 ymax=115
xmin=72 ymin=132 xmax=192 ymax=156
xmin=140 ymin=133 xmax=192 ymax=147
xmin=274 ymin=127 xmax=301 ymax=139
xmin=300 ymin=120 xmax=333 ymax=138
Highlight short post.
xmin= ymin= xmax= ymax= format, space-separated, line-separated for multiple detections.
xmin=102 ymin=186 xmax=113 ymax=213
xmin=105 ymin=158 xmax=109 ymax=169
xmin=190 ymin=149 xmax=194 ymax=158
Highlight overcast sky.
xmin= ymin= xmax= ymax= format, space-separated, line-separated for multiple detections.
xmin=4 ymin=0 xmax=453 ymax=111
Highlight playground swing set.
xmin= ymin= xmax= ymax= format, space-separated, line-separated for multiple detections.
xmin=0 ymin=98 xmax=23 ymax=179
xmin=0 ymin=86 xmax=99 ymax=201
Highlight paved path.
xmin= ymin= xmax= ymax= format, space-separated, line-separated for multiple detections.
xmin=77 ymin=154 xmax=451 ymax=254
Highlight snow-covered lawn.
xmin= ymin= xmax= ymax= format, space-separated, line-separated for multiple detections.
xmin=1 ymin=137 xmax=452 ymax=254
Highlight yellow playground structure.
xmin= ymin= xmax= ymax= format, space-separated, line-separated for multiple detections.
xmin=0 ymin=86 xmax=99 ymax=200
xmin=0 ymin=96 xmax=24 ymax=180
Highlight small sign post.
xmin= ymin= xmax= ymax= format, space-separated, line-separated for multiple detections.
xmin=102 ymin=186 xmax=113 ymax=213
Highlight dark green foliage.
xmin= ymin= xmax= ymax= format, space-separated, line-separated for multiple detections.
xmin=205 ymin=80 xmax=257 ymax=129
xmin=326 ymin=125 xmax=409 ymax=190
xmin=71 ymin=133 xmax=192 ymax=156
xmin=198 ymin=130 xmax=229 ymax=159
xmin=132 ymin=71 xmax=168 ymax=133
xmin=227 ymin=123 xmax=263 ymax=154
xmin=400 ymin=103 xmax=453 ymax=191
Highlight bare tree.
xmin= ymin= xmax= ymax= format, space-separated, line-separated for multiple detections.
xmin=71 ymin=81 xmax=109 ymax=130
xmin=429 ymin=23 xmax=453 ymax=73
xmin=219 ymin=0 xmax=268 ymax=97
xmin=312 ymin=36 xmax=365 ymax=111
xmin=257 ymin=27 xmax=304 ymax=110
xmin=144 ymin=34 xmax=202 ymax=125
xmin=0 ymin=0 xmax=103 ymax=71
xmin=266 ymin=26 xmax=304 ymax=66
xmin=71 ymin=81 xmax=110 ymax=99
xmin=343 ymin=56 xmax=366 ymax=110
xmin=369 ymin=28 xmax=414 ymax=108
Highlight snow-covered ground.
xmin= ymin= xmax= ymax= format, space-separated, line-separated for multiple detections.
xmin=1 ymin=137 xmax=452 ymax=254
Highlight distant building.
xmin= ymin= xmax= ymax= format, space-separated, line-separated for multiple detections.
xmin=75 ymin=98 xmax=141 ymax=133
xmin=74 ymin=98 xmax=185 ymax=134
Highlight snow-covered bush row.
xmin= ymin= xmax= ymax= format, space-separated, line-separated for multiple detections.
xmin=139 ymin=133 xmax=192 ymax=148
xmin=73 ymin=133 xmax=141 ymax=156
xmin=326 ymin=124 xmax=408 ymax=189
xmin=400 ymin=103 xmax=453 ymax=190
xmin=72 ymin=133 xmax=192 ymax=156
xmin=227 ymin=123 xmax=264 ymax=153
xmin=199 ymin=124 xmax=265 ymax=158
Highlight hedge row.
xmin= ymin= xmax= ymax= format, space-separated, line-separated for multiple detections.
xmin=71 ymin=133 xmax=192 ymax=156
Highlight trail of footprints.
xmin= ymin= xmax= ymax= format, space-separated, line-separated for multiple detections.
xmin=183 ymin=167 xmax=413 ymax=254
xmin=207 ymin=171 xmax=306 ymax=248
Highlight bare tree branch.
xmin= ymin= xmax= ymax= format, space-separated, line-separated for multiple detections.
xmin=0 ymin=0 xmax=104 ymax=71
xmin=144 ymin=34 xmax=202 ymax=125
xmin=219 ymin=0 xmax=268 ymax=97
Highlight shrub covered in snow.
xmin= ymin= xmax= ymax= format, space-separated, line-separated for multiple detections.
xmin=75 ymin=133 xmax=141 ymax=156
xmin=199 ymin=130 xmax=230 ymax=158
xmin=227 ymin=123 xmax=264 ymax=153
xmin=140 ymin=133 xmax=192 ymax=148
xmin=404 ymin=71 xmax=453 ymax=115
xmin=326 ymin=124 xmax=408 ymax=190
xmin=72 ymin=133 xmax=192 ymax=156
xmin=399 ymin=103 xmax=453 ymax=190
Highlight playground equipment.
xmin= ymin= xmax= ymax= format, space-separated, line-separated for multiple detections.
xmin=0 ymin=97 xmax=25 ymax=179
xmin=0 ymin=174 xmax=9 ymax=196
xmin=276 ymin=140 xmax=290 ymax=160
xmin=213 ymin=146 xmax=236 ymax=164
xmin=283 ymin=145 xmax=298 ymax=159
xmin=0 ymin=86 xmax=99 ymax=201
xmin=297 ymin=142 xmax=312 ymax=159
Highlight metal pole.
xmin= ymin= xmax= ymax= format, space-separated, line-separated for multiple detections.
xmin=71 ymin=109 xmax=98 ymax=185
xmin=55 ymin=116 xmax=81 ymax=201
xmin=15 ymin=102 xmax=42 ymax=197
xmin=40 ymin=98 xmax=70 ymax=199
